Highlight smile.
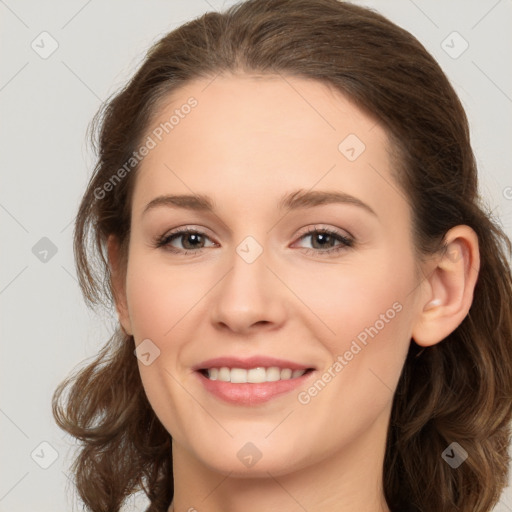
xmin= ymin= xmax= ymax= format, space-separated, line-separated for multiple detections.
xmin=201 ymin=367 xmax=311 ymax=383
xmin=193 ymin=356 xmax=316 ymax=405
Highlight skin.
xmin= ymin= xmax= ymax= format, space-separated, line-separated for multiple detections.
xmin=108 ymin=73 xmax=480 ymax=512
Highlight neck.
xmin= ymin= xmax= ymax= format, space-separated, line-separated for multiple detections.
xmin=167 ymin=408 xmax=392 ymax=512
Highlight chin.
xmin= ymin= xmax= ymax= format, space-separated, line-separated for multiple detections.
xmin=186 ymin=436 xmax=315 ymax=478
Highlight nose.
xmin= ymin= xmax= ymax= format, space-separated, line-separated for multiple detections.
xmin=209 ymin=242 xmax=287 ymax=334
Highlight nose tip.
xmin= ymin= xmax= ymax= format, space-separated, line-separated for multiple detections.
xmin=209 ymin=253 xmax=286 ymax=334
xmin=213 ymin=296 xmax=277 ymax=334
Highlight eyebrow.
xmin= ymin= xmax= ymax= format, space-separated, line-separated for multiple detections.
xmin=142 ymin=189 xmax=377 ymax=217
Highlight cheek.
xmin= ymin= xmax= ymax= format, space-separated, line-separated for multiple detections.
xmin=124 ymin=255 xmax=198 ymax=439
xmin=125 ymin=254 xmax=207 ymax=340
xmin=295 ymin=251 xmax=415 ymax=393
xmin=292 ymin=251 xmax=413 ymax=343
xmin=292 ymin=265 xmax=414 ymax=444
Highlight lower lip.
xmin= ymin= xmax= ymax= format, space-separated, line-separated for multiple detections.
xmin=196 ymin=370 xmax=314 ymax=405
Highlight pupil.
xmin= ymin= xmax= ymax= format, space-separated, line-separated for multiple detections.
xmin=185 ymin=233 xmax=202 ymax=249
xmin=315 ymin=233 xmax=330 ymax=247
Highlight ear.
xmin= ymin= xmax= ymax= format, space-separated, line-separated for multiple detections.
xmin=411 ymin=225 xmax=480 ymax=347
xmin=107 ymin=234 xmax=133 ymax=336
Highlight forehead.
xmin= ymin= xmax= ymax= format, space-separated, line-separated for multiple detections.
xmin=147 ymin=73 xmax=383 ymax=150
xmin=131 ymin=73 xmax=406 ymax=224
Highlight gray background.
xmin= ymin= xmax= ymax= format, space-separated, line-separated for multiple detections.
xmin=1 ymin=0 xmax=511 ymax=511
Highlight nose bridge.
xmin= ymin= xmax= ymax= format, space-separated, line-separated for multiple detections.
xmin=210 ymin=233 xmax=285 ymax=331
xmin=225 ymin=234 xmax=272 ymax=305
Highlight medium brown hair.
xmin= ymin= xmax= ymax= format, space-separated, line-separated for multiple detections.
xmin=52 ymin=1 xmax=512 ymax=510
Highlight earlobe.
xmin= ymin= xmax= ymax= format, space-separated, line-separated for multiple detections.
xmin=107 ymin=234 xmax=133 ymax=336
xmin=411 ymin=225 xmax=480 ymax=347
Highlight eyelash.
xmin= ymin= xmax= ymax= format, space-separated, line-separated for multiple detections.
xmin=154 ymin=225 xmax=354 ymax=258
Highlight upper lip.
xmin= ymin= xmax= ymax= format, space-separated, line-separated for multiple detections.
xmin=193 ymin=356 xmax=315 ymax=371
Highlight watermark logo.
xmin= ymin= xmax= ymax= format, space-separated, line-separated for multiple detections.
xmin=134 ymin=338 xmax=161 ymax=366
xmin=441 ymin=31 xmax=469 ymax=59
xmin=441 ymin=441 xmax=468 ymax=468
xmin=236 ymin=236 xmax=264 ymax=264
xmin=237 ymin=442 xmax=263 ymax=468
xmin=32 ymin=237 xmax=58 ymax=263
xmin=30 ymin=441 xmax=59 ymax=469
xmin=31 ymin=31 xmax=59 ymax=59
xmin=338 ymin=133 xmax=366 ymax=162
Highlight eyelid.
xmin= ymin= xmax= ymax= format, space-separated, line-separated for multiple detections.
xmin=159 ymin=224 xmax=216 ymax=241
xmin=294 ymin=224 xmax=354 ymax=241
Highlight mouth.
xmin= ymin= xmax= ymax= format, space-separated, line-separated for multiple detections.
xmin=198 ymin=366 xmax=315 ymax=383
xmin=193 ymin=357 xmax=316 ymax=405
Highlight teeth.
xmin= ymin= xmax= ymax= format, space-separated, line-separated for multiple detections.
xmin=206 ymin=366 xmax=307 ymax=383
xmin=280 ymin=368 xmax=292 ymax=380
xmin=231 ymin=368 xmax=248 ymax=383
xmin=247 ymin=367 xmax=266 ymax=383
xmin=266 ymin=367 xmax=281 ymax=382
xmin=218 ymin=367 xmax=230 ymax=382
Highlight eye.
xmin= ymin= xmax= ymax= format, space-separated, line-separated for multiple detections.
xmin=154 ymin=225 xmax=354 ymax=257
xmin=154 ymin=227 xmax=217 ymax=255
xmin=293 ymin=225 xmax=354 ymax=257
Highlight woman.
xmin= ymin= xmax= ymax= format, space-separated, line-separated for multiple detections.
xmin=52 ymin=0 xmax=512 ymax=511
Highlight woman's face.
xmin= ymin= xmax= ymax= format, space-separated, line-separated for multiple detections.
xmin=117 ymin=73 xmax=426 ymax=476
